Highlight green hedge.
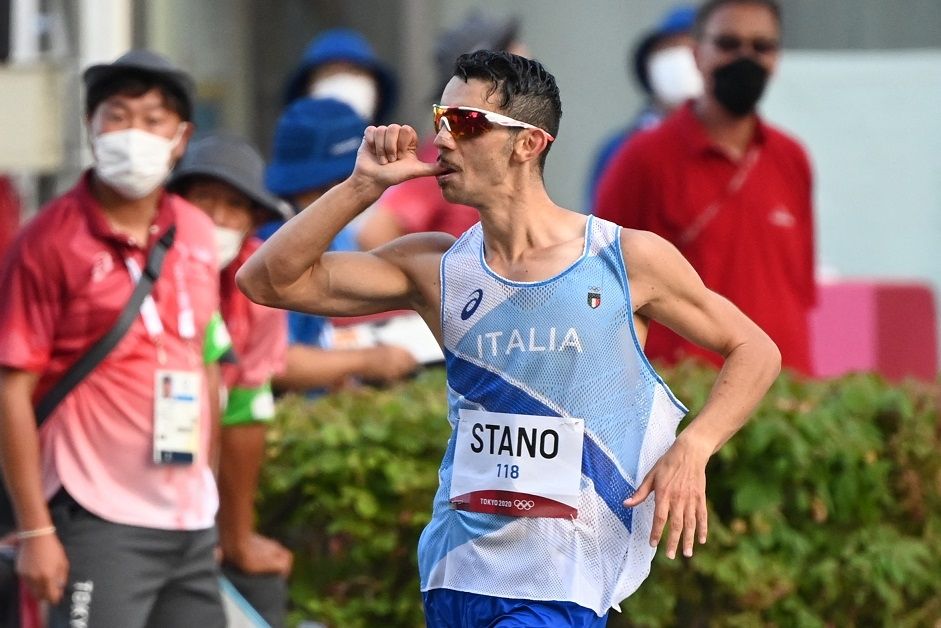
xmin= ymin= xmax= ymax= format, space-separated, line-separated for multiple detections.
xmin=257 ymin=365 xmax=941 ymax=627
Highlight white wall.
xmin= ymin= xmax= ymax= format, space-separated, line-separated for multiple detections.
xmin=762 ymin=50 xmax=941 ymax=293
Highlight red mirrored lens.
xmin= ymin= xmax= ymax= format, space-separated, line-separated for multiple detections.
xmin=434 ymin=108 xmax=492 ymax=138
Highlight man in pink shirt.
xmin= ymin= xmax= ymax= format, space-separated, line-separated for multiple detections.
xmin=0 ymin=50 xmax=228 ymax=627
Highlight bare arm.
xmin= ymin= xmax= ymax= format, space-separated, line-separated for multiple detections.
xmin=206 ymin=361 xmax=222 ymax=474
xmin=355 ymin=204 xmax=406 ymax=251
xmin=622 ymin=230 xmax=781 ymax=559
xmin=217 ymin=423 xmax=292 ymax=577
xmin=0 ymin=368 xmax=69 ymax=603
xmin=236 ymin=124 xmax=451 ymax=323
xmin=273 ymin=344 xmax=417 ymax=392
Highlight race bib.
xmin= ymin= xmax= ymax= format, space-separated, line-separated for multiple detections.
xmin=449 ymin=409 xmax=584 ymax=518
xmin=153 ymin=370 xmax=201 ymax=465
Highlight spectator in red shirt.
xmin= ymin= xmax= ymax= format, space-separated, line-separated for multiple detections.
xmin=356 ymin=11 xmax=527 ymax=249
xmin=0 ymin=177 xmax=20 ymax=259
xmin=0 ymin=50 xmax=230 ymax=626
xmin=167 ymin=134 xmax=292 ymax=627
xmin=594 ymin=0 xmax=814 ymax=374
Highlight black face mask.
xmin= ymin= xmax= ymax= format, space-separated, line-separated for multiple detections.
xmin=712 ymin=57 xmax=770 ymax=117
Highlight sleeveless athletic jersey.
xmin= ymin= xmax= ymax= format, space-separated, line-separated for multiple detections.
xmin=419 ymin=216 xmax=687 ymax=616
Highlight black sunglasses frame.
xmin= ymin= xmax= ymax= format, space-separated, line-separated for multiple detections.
xmin=709 ymin=34 xmax=780 ymax=56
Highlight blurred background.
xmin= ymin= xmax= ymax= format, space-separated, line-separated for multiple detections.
xmin=1 ymin=0 xmax=940 ymax=377
xmin=2 ymin=3 xmax=940 ymax=625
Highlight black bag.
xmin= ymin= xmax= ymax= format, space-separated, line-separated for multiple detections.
xmin=0 ymin=227 xmax=175 ymax=534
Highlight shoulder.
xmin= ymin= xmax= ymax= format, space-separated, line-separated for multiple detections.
xmin=619 ymin=227 xmax=695 ymax=286
xmin=760 ymin=121 xmax=814 ymax=182
xmin=377 ymin=231 xmax=455 ymax=263
xmin=618 ymin=227 xmax=711 ymax=314
xmin=9 ymin=189 xmax=85 ymax=267
xmin=619 ymin=227 xmax=674 ymax=267
xmin=27 ymin=187 xmax=85 ymax=234
xmin=374 ymin=231 xmax=454 ymax=296
xmin=762 ymin=122 xmax=811 ymax=163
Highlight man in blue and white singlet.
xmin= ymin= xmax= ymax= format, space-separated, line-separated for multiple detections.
xmin=238 ymin=50 xmax=781 ymax=627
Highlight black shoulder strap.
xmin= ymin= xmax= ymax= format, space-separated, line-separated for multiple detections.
xmin=34 ymin=226 xmax=177 ymax=424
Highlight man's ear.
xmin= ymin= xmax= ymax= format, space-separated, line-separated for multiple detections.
xmin=171 ymin=122 xmax=195 ymax=162
xmin=83 ymin=120 xmax=94 ymax=152
xmin=513 ymin=129 xmax=550 ymax=166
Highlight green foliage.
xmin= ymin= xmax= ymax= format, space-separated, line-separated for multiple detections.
xmin=257 ymin=365 xmax=941 ymax=627
xmin=258 ymin=369 xmax=450 ymax=628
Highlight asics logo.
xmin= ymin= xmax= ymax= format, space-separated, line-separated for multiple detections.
xmin=513 ymin=499 xmax=535 ymax=511
xmin=461 ymin=289 xmax=483 ymax=320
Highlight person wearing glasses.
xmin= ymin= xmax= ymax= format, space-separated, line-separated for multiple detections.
xmin=354 ymin=10 xmax=527 ymax=250
xmin=237 ymin=50 xmax=780 ymax=625
xmin=595 ymin=0 xmax=815 ymax=376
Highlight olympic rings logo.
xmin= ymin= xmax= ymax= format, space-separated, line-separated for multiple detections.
xmin=513 ymin=499 xmax=535 ymax=510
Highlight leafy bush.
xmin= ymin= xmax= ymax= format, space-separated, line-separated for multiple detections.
xmin=259 ymin=369 xmax=450 ymax=627
xmin=257 ymin=365 xmax=941 ymax=627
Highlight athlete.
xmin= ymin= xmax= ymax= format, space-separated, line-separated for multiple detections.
xmin=237 ymin=50 xmax=780 ymax=625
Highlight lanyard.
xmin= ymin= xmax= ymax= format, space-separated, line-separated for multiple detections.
xmin=124 ymin=250 xmax=196 ymax=343
xmin=678 ymin=146 xmax=761 ymax=248
xmin=125 ymin=257 xmax=164 ymax=339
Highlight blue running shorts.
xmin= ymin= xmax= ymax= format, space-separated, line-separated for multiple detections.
xmin=423 ymin=588 xmax=609 ymax=627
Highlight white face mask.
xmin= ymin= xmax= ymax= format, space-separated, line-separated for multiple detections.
xmin=93 ymin=128 xmax=183 ymax=200
xmin=309 ymin=73 xmax=379 ymax=121
xmin=647 ymin=46 xmax=704 ymax=108
xmin=213 ymin=225 xmax=246 ymax=269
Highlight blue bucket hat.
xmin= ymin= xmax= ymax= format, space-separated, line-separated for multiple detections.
xmin=266 ymin=98 xmax=366 ymax=198
xmin=632 ymin=5 xmax=697 ymax=94
xmin=282 ymin=28 xmax=398 ymax=123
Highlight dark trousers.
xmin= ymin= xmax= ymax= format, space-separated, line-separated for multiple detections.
xmin=221 ymin=563 xmax=288 ymax=627
xmin=48 ymin=492 xmax=226 ymax=628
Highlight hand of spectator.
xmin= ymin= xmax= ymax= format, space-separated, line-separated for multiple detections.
xmin=353 ymin=124 xmax=447 ymax=192
xmin=223 ymin=532 xmax=293 ymax=578
xmin=16 ymin=533 xmax=70 ymax=603
xmin=623 ymin=433 xmax=711 ymax=559
xmin=362 ymin=345 xmax=420 ymax=385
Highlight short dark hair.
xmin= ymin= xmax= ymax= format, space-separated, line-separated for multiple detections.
xmin=452 ymin=50 xmax=562 ymax=170
xmin=693 ymin=0 xmax=781 ymax=38
xmin=86 ymin=71 xmax=191 ymax=121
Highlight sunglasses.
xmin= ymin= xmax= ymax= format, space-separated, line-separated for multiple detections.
xmin=433 ymin=105 xmax=555 ymax=141
xmin=710 ymin=34 xmax=780 ymax=55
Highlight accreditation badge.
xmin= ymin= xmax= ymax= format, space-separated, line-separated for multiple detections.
xmin=153 ymin=370 xmax=201 ymax=465
xmin=449 ymin=409 xmax=584 ymax=518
